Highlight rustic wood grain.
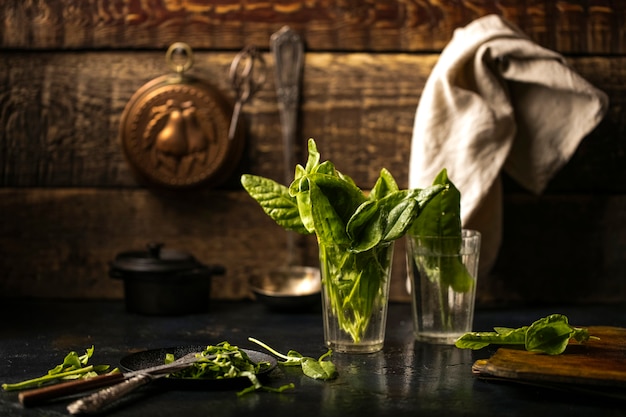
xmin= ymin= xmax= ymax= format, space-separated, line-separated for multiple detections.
xmin=0 ymin=50 xmax=435 ymax=189
xmin=1 ymin=188 xmax=626 ymax=305
xmin=0 ymin=188 xmax=414 ymax=301
xmin=1 ymin=1 xmax=624 ymax=54
xmin=473 ymin=326 xmax=626 ymax=387
xmin=1 ymin=52 xmax=624 ymax=192
xmin=2 ymin=0 xmax=626 ymax=306
xmin=0 ymin=188 xmax=287 ymax=300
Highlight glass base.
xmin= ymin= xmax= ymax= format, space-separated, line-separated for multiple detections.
xmin=326 ymin=340 xmax=384 ymax=354
xmin=415 ymin=331 xmax=463 ymax=345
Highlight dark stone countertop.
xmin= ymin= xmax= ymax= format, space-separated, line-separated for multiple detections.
xmin=2 ymin=299 xmax=626 ymax=417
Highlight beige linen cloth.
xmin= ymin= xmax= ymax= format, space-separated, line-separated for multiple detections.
xmin=408 ymin=15 xmax=609 ymax=278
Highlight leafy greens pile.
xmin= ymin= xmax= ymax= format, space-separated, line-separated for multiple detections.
xmin=2 ymin=346 xmax=113 ymax=391
xmin=455 ymin=314 xmax=597 ymax=355
xmin=165 ymin=341 xmax=294 ymax=396
xmin=166 ymin=339 xmax=337 ymax=396
xmin=241 ymin=138 xmax=446 ymax=343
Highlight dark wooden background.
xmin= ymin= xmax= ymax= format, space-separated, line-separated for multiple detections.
xmin=1 ymin=0 xmax=625 ymax=307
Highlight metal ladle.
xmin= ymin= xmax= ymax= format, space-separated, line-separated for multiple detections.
xmin=269 ymin=26 xmax=321 ymax=287
xmin=271 ymin=26 xmax=304 ymax=267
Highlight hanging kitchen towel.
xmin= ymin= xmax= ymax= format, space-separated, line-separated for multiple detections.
xmin=409 ymin=14 xmax=609 ymax=277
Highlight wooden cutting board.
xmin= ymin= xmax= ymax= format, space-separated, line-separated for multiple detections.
xmin=472 ymin=326 xmax=626 ymax=388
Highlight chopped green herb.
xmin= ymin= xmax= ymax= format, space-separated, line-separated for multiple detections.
xmin=1 ymin=346 xmax=114 ymax=391
xmin=166 ymin=341 xmax=294 ymax=396
xmin=454 ymin=314 xmax=598 ymax=355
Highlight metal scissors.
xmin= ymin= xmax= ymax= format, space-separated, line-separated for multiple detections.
xmin=228 ymin=45 xmax=267 ymax=140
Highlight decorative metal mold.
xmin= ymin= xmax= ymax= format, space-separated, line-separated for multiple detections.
xmin=119 ymin=42 xmax=244 ymax=189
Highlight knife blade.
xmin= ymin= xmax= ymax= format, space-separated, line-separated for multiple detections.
xmin=19 ymin=351 xmax=207 ymax=407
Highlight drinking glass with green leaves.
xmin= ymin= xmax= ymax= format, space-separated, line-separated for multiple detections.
xmin=242 ymin=139 xmax=445 ymax=353
xmin=406 ymin=169 xmax=481 ymax=344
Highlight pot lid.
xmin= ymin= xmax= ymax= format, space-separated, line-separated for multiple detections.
xmin=111 ymin=243 xmax=203 ymax=273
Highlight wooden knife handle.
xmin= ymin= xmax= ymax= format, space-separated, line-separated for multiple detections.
xmin=18 ymin=373 xmax=125 ymax=407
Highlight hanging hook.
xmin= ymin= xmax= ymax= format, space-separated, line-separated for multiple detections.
xmin=166 ymin=42 xmax=194 ymax=75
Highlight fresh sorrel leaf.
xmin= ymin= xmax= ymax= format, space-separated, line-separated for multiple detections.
xmin=369 ymin=168 xmax=399 ymax=201
xmin=347 ymin=201 xmax=384 ymax=252
xmin=410 ymin=168 xmax=461 ymax=238
xmin=455 ymin=314 xmax=596 ymax=355
xmin=301 ymin=357 xmax=337 ymax=380
xmin=304 ymin=138 xmax=321 ymax=173
xmin=241 ymin=174 xmax=309 ymax=234
xmin=307 ymin=172 xmax=366 ymax=225
xmin=453 ymin=334 xmax=491 ymax=350
xmin=346 ymin=200 xmax=380 ymax=242
xmin=382 ymin=195 xmax=417 ymax=242
xmin=409 ymin=169 xmax=473 ymax=294
xmin=525 ymin=314 xmax=577 ymax=355
xmin=309 ymin=180 xmax=351 ymax=247
xmin=248 ymin=338 xmax=337 ymax=381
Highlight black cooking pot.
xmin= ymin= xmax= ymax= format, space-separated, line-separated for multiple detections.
xmin=109 ymin=243 xmax=225 ymax=315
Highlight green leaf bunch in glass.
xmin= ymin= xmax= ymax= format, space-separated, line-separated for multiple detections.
xmin=241 ymin=138 xmax=445 ymax=343
xmin=406 ymin=168 xmax=477 ymax=334
xmin=408 ymin=168 xmax=474 ymax=293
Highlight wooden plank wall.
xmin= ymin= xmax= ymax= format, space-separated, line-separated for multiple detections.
xmin=1 ymin=0 xmax=625 ymax=307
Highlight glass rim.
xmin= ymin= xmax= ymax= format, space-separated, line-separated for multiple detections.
xmin=409 ymin=229 xmax=481 ymax=239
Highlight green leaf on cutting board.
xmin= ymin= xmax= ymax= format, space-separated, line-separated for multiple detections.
xmin=455 ymin=314 xmax=599 ymax=355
